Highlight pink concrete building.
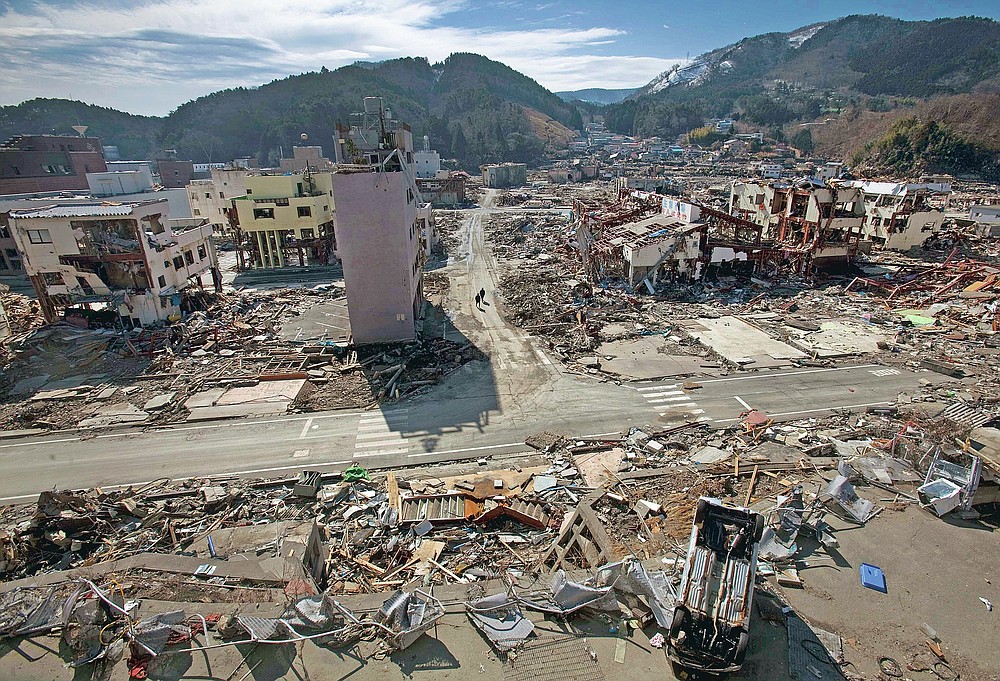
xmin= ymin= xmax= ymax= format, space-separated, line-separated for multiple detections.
xmin=332 ymin=170 xmax=423 ymax=344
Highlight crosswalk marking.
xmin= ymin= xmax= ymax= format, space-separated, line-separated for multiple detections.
xmin=354 ymin=409 xmax=410 ymax=460
xmin=637 ymin=384 xmax=678 ymax=392
xmin=634 ymin=381 xmax=705 ymax=423
xmin=869 ymin=368 xmax=901 ymax=377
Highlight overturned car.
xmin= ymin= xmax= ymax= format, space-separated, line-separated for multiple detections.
xmin=667 ymin=497 xmax=763 ymax=674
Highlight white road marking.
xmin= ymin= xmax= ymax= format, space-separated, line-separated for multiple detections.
xmin=642 ymin=390 xmax=684 ymax=398
xmin=697 ymin=364 xmax=880 ymax=384
xmin=869 ymin=368 xmax=901 ymax=377
xmin=714 ymin=400 xmax=894 ymax=423
xmin=355 ymin=430 xmax=404 ymax=440
xmin=648 ymin=396 xmax=692 ymax=404
xmin=298 ymin=418 xmax=314 ymax=439
xmin=637 ymin=384 xmax=678 ymax=392
xmin=734 ymin=395 xmax=753 ymax=410
xmin=353 ymin=448 xmax=409 ymax=458
xmin=354 ymin=438 xmax=408 ymax=449
xmin=292 ymin=449 xmax=310 ymax=458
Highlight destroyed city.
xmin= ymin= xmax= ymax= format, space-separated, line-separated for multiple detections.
xmin=3 ymin=5 xmax=1000 ymax=681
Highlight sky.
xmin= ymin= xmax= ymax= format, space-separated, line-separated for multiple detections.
xmin=0 ymin=0 xmax=998 ymax=116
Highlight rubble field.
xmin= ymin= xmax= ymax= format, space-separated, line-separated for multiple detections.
xmin=1 ymin=403 xmax=997 ymax=679
xmin=0 ymin=285 xmax=482 ymax=432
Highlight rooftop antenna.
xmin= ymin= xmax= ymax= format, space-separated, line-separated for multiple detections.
xmin=71 ymin=125 xmax=88 ymax=137
xmin=423 ymin=135 xmax=430 ymax=153
xmin=300 ymin=132 xmax=308 ymax=145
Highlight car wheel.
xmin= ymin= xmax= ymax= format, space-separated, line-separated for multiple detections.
xmin=753 ymin=513 xmax=765 ymax=542
xmin=734 ymin=629 xmax=750 ymax=664
xmin=669 ymin=607 xmax=686 ymax=640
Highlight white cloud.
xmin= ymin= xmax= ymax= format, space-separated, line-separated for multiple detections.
xmin=0 ymin=0 xmax=682 ymax=114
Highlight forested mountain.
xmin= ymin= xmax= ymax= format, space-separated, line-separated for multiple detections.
xmin=607 ymin=15 xmax=1000 ymax=136
xmin=0 ymin=54 xmax=582 ymax=170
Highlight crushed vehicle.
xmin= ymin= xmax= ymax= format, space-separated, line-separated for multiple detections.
xmin=667 ymin=497 xmax=764 ymax=674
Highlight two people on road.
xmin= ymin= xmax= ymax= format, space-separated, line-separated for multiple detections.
xmin=475 ymin=287 xmax=488 ymax=311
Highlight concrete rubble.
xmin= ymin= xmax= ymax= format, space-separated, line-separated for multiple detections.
xmin=0 ymin=285 xmax=483 ymax=431
xmin=1 ymin=399 xmax=997 ymax=678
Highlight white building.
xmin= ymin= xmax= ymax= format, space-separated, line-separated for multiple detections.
xmin=969 ymin=205 xmax=1000 ymax=224
xmin=186 ymin=167 xmax=252 ymax=234
xmin=8 ymin=199 xmax=219 ymax=327
xmin=87 ymin=168 xmax=154 ymax=197
xmin=843 ymin=181 xmax=950 ymax=250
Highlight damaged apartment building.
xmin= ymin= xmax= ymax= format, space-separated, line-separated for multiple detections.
xmin=576 ymin=193 xmax=706 ymax=291
xmin=730 ymin=179 xmax=951 ymax=263
xmin=7 ymin=199 xmax=220 ymax=327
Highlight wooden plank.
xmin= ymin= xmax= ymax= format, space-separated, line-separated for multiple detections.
xmin=744 ymin=465 xmax=760 ymax=507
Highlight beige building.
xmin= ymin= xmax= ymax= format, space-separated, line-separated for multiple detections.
xmin=186 ymin=167 xmax=252 ymax=234
xmin=843 ymin=180 xmax=950 ymax=250
xmin=232 ymin=172 xmax=337 ymax=268
xmin=8 ymin=199 xmax=219 ymax=326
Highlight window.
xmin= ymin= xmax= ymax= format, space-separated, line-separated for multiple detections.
xmin=322 ymin=205 xmax=328 ymax=212
xmin=193 ymin=209 xmax=201 ymax=216
xmin=191 ymin=193 xmax=197 ymax=200
xmin=297 ymin=206 xmax=312 ymax=218
xmin=197 ymin=244 xmax=207 ymax=259
xmin=26 ymin=229 xmax=52 ymax=244
xmin=184 ymin=250 xmax=194 ymax=265
xmin=173 ymin=255 xmax=184 ymax=269
xmin=4 ymin=248 xmax=16 ymax=257
xmin=406 ymin=188 xmax=414 ymax=204
xmin=219 ymin=192 xmax=224 ymax=198
xmin=157 ymin=275 xmax=166 ymax=288
xmin=246 ymin=188 xmax=253 ymax=194
xmin=253 ymin=208 xmax=274 ymax=219
xmin=205 ymin=192 xmax=211 ymax=199
xmin=164 ymin=260 xmax=170 ymax=269
xmin=0 ymin=258 xmax=7 ymax=271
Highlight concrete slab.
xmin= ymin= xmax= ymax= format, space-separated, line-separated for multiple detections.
xmin=597 ymin=336 xmax=717 ymax=380
xmin=791 ymin=320 xmax=888 ymax=357
xmin=143 ymin=392 xmax=176 ymax=411
xmin=217 ymin=379 xmax=306 ymax=406
xmin=186 ymin=402 xmax=291 ymax=421
xmin=279 ymin=299 xmax=351 ymax=343
xmin=184 ymin=388 xmax=226 ymax=409
xmin=680 ymin=316 xmax=806 ymax=364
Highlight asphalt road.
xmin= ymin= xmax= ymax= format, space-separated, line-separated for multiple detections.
xmin=0 ymin=193 xmax=922 ymax=501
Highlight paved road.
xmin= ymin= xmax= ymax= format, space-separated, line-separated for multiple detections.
xmin=0 ymin=194 xmax=921 ymax=501
xmin=629 ymin=364 xmax=917 ymax=426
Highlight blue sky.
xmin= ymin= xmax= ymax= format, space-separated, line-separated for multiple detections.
xmin=0 ymin=0 xmax=997 ymax=115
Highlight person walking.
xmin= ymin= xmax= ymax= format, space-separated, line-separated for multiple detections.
xmin=474 ymin=292 xmax=482 ymax=310
xmin=479 ymin=287 xmax=486 ymax=302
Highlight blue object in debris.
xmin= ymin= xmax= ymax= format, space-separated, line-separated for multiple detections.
xmin=860 ymin=563 xmax=887 ymax=593
xmin=207 ymin=535 xmax=217 ymax=559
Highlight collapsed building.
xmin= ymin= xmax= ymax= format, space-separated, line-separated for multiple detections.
xmin=730 ymin=179 xmax=950 ymax=257
xmin=6 ymin=199 xmax=220 ymax=327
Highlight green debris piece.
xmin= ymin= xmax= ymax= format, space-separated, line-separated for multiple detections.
xmin=343 ymin=464 xmax=370 ymax=482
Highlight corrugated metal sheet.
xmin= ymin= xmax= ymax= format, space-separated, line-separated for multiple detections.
xmin=11 ymin=203 xmax=146 ymax=218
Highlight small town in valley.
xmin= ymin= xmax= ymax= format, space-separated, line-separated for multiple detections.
xmin=0 ymin=7 xmax=999 ymax=681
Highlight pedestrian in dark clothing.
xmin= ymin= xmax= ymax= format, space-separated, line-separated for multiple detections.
xmin=479 ymin=287 xmax=486 ymax=301
xmin=475 ymin=292 xmax=482 ymax=310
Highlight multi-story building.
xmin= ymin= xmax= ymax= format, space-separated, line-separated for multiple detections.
xmin=0 ymin=135 xmax=107 ymax=195
xmin=186 ymin=167 xmax=252 ymax=234
xmin=482 ymin=163 xmax=527 ymax=189
xmin=156 ymin=160 xmax=195 ymax=188
xmin=7 ymin=199 xmax=219 ymax=327
xmin=279 ymin=146 xmax=334 ymax=173
xmin=416 ymin=174 xmax=466 ymax=207
xmin=843 ymin=181 xmax=950 ymax=250
xmin=332 ymin=169 xmax=424 ymax=344
xmin=231 ymin=171 xmax=337 ymax=268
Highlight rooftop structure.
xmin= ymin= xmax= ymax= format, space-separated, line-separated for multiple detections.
xmin=0 ymin=134 xmax=107 ymax=195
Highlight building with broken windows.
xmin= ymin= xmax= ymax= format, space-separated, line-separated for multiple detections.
xmin=7 ymin=199 xmax=220 ymax=327
xmin=842 ymin=180 xmax=950 ymax=250
xmin=0 ymin=135 xmax=107 ymax=195
xmin=186 ymin=167 xmax=252 ymax=235
xmin=231 ymin=171 xmax=337 ymax=268
xmin=482 ymin=163 xmax=527 ymax=189
xmin=577 ymin=192 xmax=706 ymax=290
xmin=729 ymin=180 xmax=866 ymax=265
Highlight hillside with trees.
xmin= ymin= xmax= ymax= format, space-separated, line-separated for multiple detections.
xmin=0 ymin=54 xmax=583 ymax=170
xmin=605 ymin=15 xmax=1000 ymax=141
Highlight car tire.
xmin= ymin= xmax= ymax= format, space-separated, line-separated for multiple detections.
xmin=753 ymin=513 xmax=765 ymax=542
xmin=669 ymin=607 xmax=686 ymax=640
xmin=734 ymin=629 xmax=750 ymax=665
xmin=694 ymin=499 xmax=708 ymax=524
